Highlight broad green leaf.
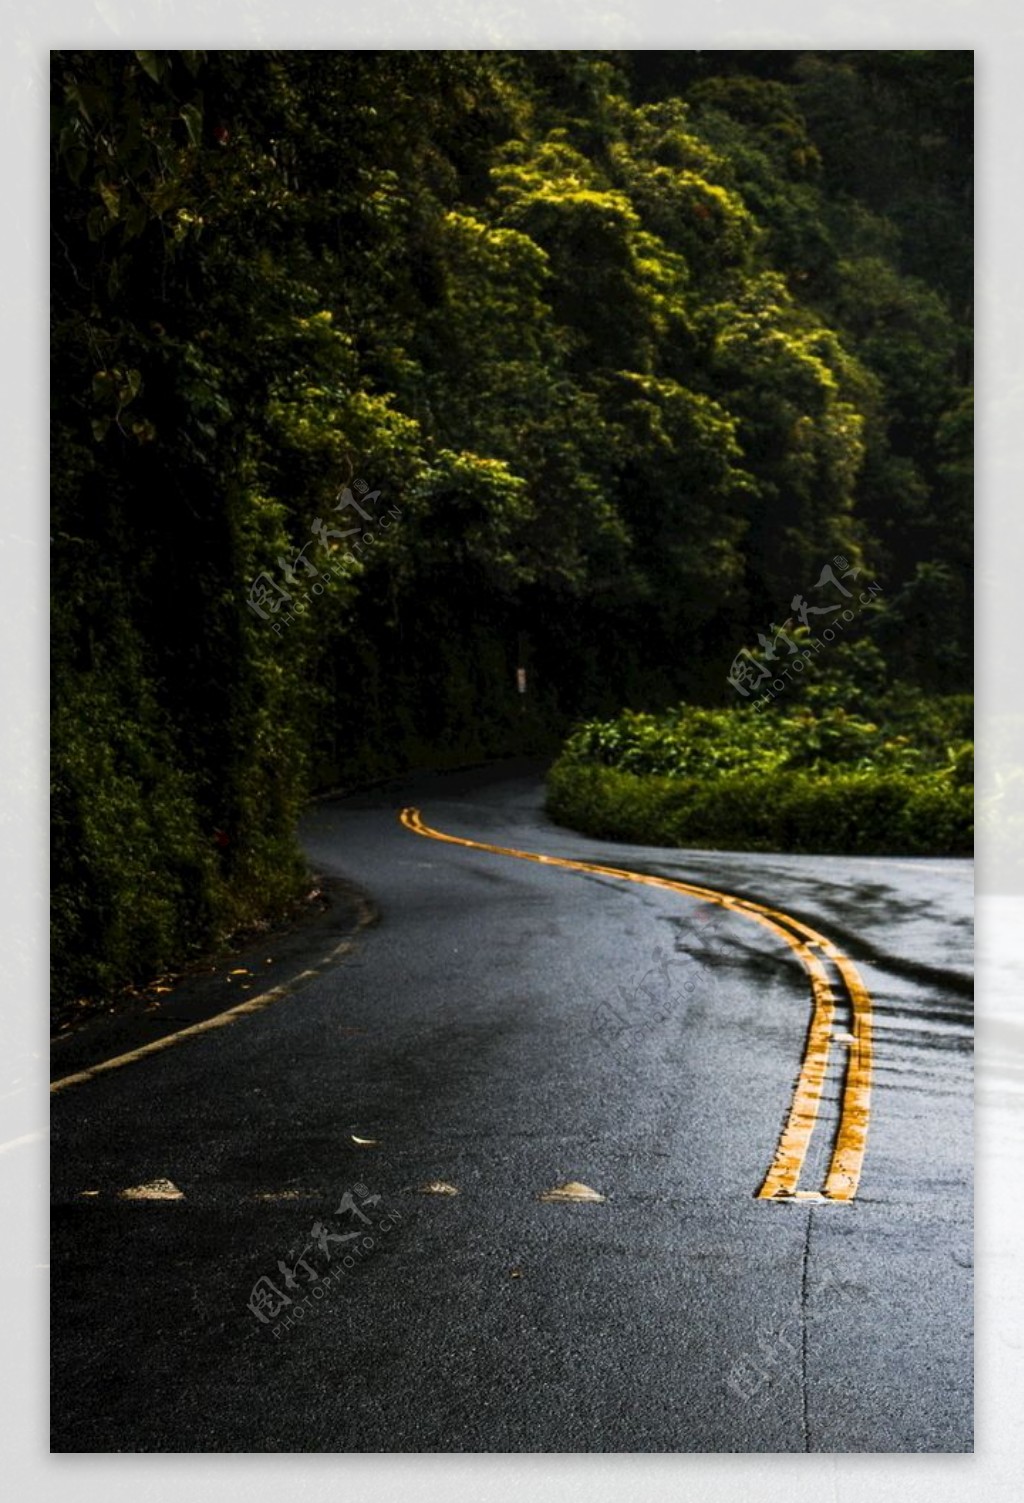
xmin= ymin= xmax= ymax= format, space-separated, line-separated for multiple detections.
xmin=180 ymin=103 xmax=203 ymax=148
xmin=98 ymin=181 xmax=120 ymax=220
xmin=136 ymin=51 xmax=162 ymax=83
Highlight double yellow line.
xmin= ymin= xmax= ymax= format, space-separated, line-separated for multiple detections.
xmin=400 ymin=807 xmax=872 ymax=1203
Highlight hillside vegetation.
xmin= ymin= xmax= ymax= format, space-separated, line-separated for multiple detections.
xmin=51 ymin=50 xmax=972 ymax=1009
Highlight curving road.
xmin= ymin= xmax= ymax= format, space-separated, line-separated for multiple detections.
xmin=50 ymin=761 xmax=973 ymax=1452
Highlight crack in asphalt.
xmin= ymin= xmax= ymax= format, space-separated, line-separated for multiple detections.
xmin=801 ymin=1210 xmax=812 ymax=1452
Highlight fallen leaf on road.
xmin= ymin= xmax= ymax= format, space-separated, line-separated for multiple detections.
xmin=118 ymin=1178 xmax=184 ymax=1201
xmin=509 ymin=1267 xmax=523 ymax=1278
xmin=416 ymin=1181 xmax=459 ymax=1195
xmin=538 ymin=1181 xmax=606 ymax=1203
xmin=229 ymin=968 xmax=250 ymax=975
xmin=79 ymin=1190 xmax=100 ymax=1197
xmin=350 ymin=1134 xmax=379 ymax=1147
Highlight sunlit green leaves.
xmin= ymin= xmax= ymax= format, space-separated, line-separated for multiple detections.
xmin=409 ymin=449 xmax=535 ymax=591
xmin=51 ymin=49 xmax=972 ymax=1008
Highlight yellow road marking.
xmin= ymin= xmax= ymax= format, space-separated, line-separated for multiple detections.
xmin=400 ymin=807 xmax=872 ymax=1202
xmin=50 ymin=902 xmax=375 ymax=1096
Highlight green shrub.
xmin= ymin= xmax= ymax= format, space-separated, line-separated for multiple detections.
xmin=546 ymin=692 xmax=974 ymax=856
xmin=50 ymin=661 xmax=309 ymax=1020
xmin=51 ymin=673 xmax=223 ymax=1010
xmin=899 ymin=780 xmax=974 ymax=855
xmin=547 ymin=759 xmax=972 ymax=856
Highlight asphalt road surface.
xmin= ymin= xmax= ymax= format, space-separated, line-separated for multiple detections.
xmin=50 ymin=762 xmax=973 ymax=1452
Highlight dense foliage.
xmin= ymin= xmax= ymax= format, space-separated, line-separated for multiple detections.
xmin=51 ymin=50 xmax=972 ymax=1009
xmin=546 ymin=666 xmax=973 ymax=855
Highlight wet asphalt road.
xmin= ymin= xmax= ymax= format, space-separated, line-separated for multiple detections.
xmin=50 ymin=763 xmax=973 ymax=1452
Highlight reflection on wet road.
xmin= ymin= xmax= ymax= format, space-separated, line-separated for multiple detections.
xmin=49 ymin=763 xmax=973 ymax=1452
